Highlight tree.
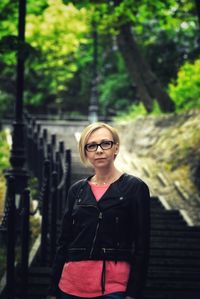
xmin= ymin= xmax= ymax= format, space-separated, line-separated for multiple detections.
xmin=0 ymin=0 xmax=199 ymax=116
xmin=70 ymin=0 xmax=198 ymax=113
xmin=116 ymin=22 xmax=175 ymax=112
xmin=0 ymin=0 xmax=90 ymax=115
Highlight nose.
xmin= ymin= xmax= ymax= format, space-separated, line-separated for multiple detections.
xmin=96 ymin=144 xmax=103 ymax=152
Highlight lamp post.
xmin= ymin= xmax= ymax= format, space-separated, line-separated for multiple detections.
xmin=5 ymin=0 xmax=28 ymax=194
xmin=88 ymin=21 xmax=99 ymax=123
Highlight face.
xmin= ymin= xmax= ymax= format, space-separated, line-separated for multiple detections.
xmin=85 ymin=127 xmax=119 ymax=169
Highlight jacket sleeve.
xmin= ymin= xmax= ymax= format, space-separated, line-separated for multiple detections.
xmin=48 ymin=186 xmax=76 ymax=296
xmin=126 ymin=181 xmax=151 ymax=299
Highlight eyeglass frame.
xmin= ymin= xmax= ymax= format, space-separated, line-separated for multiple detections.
xmin=85 ymin=140 xmax=115 ymax=152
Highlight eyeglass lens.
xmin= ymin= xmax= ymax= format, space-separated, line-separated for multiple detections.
xmin=85 ymin=141 xmax=114 ymax=151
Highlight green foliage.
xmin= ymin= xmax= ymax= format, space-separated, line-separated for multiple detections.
xmin=168 ymin=59 xmax=200 ymax=111
xmin=0 ymin=130 xmax=10 ymax=171
xmin=25 ymin=0 xmax=89 ymax=105
xmin=0 ymin=129 xmax=10 ymax=231
xmin=0 ymin=0 xmax=90 ymax=114
xmin=115 ymin=100 xmax=163 ymax=121
xmin=99 ymin=72 xmax=135 ymax=115
xmin=115 ymin=102 xmax=147 ymax=121
xmin=0 ymin=0 xmax=199 ymax=117
xmin=29 ymin=176 xmax=40 ymax=200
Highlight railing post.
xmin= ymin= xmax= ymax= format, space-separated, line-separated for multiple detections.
xmin=50 ymin=171 xmax=58 ymax=262
xmin=42 ymin=128 xmax=48 ymax=160
xmin=47 ymin=143 xmax=52 ymax=173
xmin=32 ymin=130 xmax=38 ymax=176
xmin=57 ymin=141 xmax=64 ymax=218
xmin=38 ymin=137 xmax=45 ymax=186
xmin=51 ymin=134 xmax=57 ymax=172
xmin=26 ymin=121 xmax=32 ymax=171
xmin=55 ymin=151 xmax=61 ymax=219
xmin=35 ymin=124 xmax=41 ymax=179
xmin=40 ymin=160 xmax=50 ymax=266
xmin=20 ymin=188 xmax=30 ymax=299
xmin=6 ymin=176 xmax=16 ymax=299
xmin=65 ymin=149 xmax=71 ymax=196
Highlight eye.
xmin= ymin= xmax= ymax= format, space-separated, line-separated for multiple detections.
xmin=86 ymin=143 xmax=97 ymax=151
xmin=101 ymin=141 xmax=113 ymax=149
xmin=102 ymin=141 xmax=111 ymax=146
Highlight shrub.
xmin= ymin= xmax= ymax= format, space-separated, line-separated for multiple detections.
xmin=0 ymin=130 xmax=10 ymax=215
xmin=168 ymin=59 xmax=200 ymax=111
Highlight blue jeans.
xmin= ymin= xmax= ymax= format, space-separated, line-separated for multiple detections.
xmin=60 ymin=291 xmax=125 ymax=299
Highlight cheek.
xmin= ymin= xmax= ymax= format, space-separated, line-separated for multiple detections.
xmin=86 ymin=152 xmax=93 ymax=161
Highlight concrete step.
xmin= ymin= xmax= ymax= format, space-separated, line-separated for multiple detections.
xmin=150 ymin=248 xmax=200 ymax=258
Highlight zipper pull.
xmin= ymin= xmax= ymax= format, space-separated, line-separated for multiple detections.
xmin=99 ymin=212 xmax=103 ymax=219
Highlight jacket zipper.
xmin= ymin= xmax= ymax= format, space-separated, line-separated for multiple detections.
xmin=89 ymin=211 xmax=103 ymax=258
xmin=77 ymin=203 xmax=102 ymax=259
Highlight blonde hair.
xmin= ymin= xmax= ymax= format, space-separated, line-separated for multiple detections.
xmin=79 ymin=122 xmax=120 ymax=165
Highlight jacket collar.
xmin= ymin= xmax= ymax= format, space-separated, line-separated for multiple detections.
xmin=76 ymin=174 xmax=126 ymax=210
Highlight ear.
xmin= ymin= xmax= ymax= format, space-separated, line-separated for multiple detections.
xmin=114 ymin=143 xmax=119 ymax=156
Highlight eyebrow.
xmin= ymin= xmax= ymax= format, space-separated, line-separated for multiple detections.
xmin=87 ymin=139 xmax=113 ymax=144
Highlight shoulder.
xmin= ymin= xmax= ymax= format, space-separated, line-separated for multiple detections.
xmin=69 ymin=178 xmax=88 ymax=195
xmin=121 ymin=173 xmax=148 ymax=186
xmin=119 ymin=173 xmax=149 ymax=193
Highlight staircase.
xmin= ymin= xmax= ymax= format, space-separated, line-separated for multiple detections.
xmin=144 ymin=197 xmax=200 ymax=299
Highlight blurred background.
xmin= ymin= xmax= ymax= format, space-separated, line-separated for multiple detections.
xmin=0 ymin=1 xmax=200 ymax=298
xmin=0 ymin=0 xmax=199 ymax=118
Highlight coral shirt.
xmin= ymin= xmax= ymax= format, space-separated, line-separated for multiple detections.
xmin=59 ymin=182 xmax=130 ymax=297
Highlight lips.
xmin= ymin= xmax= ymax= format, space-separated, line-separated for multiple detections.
xmin=95 ymin=158 xmax=106 ymax=161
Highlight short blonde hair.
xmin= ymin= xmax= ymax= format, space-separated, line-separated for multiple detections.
xmin=79 ymin=122 xmax=120 ymax=165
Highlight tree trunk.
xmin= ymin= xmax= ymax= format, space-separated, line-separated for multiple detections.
xmin=116 ymin=23 xmax=175 ymax=112
xmin=195 ymin=0 xmax=200 ymax=30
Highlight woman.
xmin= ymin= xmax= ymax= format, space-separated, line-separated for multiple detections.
xmin=48 ymin=122 xmax=150 ymax=299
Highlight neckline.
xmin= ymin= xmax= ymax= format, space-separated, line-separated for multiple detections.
xmin=88 ymin=181 xmax=110 ymax=187
xmin=88 ymin=173 xmax=126 ymax=187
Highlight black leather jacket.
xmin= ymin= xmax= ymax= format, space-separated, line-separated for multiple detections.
xmin=50 ymin=173 xmax=150 ymax=299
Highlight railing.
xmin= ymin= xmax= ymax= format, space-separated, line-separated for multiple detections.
xmin=0 ymin=113 xmax=72 ymax=299
xmin=25 ymin=113 xmax=72 ymax=264
xmin=0 ymin=177 xmax=30 ymax=299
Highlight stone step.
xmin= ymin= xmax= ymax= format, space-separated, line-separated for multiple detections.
xmin=150 ymin=236 xmax=200 ymax=245
xmin=151 ymin=219 xmax=186 ymax=226
xmin=146 ymin=280 xmax=200 ymax=289
xmin=150 ymin=210 xmax=181 ymax=217
xmin=150 ymin=248 xmax=200 ymax=258
xmin=147 ymin=269 xmax=200 ymax=280
xmin=144 ymin=290 xmax=200 ymax=299
xmin=151 ymin=223 xmax=200 ymax=231
xmin=151 ymin=229 xmax=200 ymax=238
xmin=150 ymin=241 xmax=200 ymax=250
xmin=148 ymin=266 xmax=200 ymax=274
xmin=150 ymin=256 xmax=200 ymax=267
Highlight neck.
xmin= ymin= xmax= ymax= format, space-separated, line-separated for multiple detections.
xmin=92 ymin=167 xmax=122 ymax=185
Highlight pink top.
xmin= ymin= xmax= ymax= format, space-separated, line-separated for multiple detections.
xmin=59 ymin=182 xmax=130 ymax=297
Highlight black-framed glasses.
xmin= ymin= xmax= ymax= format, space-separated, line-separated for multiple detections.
xmin=85 ymin=140 xmax=115 ymax=152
